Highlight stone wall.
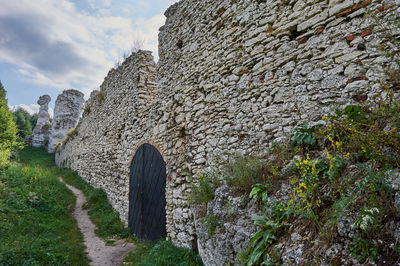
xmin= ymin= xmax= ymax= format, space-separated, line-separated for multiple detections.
xmin=57 ymin=0 xmax=400 ymax=255
xmin=56 ymin=50 xmax=161 ymax=229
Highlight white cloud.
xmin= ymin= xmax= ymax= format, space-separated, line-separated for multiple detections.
xmin=0 ymin=0 xmax=168 ymax=99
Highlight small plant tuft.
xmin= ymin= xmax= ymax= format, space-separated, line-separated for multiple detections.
xmin=189 ymin=174 xmax=216 ymax=205
xmin=223 ymin=156 xmax=266 ymax=193
xmin=202 ymin=215 xmax=222 ymax=235
xmin=96 ymin=91 xmax=105 ymax=104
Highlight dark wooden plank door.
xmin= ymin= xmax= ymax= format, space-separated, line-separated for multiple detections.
xmin=128 ymin=143 xmax=167 ymax=241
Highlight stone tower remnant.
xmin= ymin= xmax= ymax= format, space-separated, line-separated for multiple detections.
xmin=31 ymin=95 xmax=51 ymax=147
xmin=47 ymin=89 xmax=84 ymax=153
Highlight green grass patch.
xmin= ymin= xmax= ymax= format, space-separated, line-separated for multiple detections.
xmin=124 ymin=240 xmax=203 ymax=266
xmin=0 ymin=147 xmax=89 ymax=265
xmin=17 ymin=146 xmax=130 ymax=240
xmin=59 ymin=168 xmax=130 ymax=239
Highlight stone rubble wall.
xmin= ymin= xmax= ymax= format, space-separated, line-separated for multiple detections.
xmin=47 ymin=90 xmax=85 ymax=153
xmin=56 ymin=51 xmax=160 ymax=225
xmin=31 ymin=95 xmax=51 ymax=147
xmin=156 ymin=0 xmax=399 ymax=249
xmin=56 ymin=0 xmax=400 ymax=260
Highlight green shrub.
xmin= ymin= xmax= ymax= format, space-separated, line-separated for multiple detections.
xmin=291 ymin=123 xmax=320 ymax=149
xmin=0 ymin=81 xmax=21 ymax=166
xmin=350 ymin=238 xmax=378 ymax=263
xmin=83 ymin=103 xmax=91 ymax=115
xmin=41 ymin=123 xmax=51 ymax=131
xmin=320 ymin=95 xmax=400 ymax=165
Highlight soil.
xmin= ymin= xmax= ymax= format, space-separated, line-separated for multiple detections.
xmin=60 ymin=177 xmax=134 ymax=266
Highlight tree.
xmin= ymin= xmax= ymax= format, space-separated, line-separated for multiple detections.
xmin=0 ymin=81 xmax=21 ymax=166
xmin=13 ymin=108 xmax=35 ymax=139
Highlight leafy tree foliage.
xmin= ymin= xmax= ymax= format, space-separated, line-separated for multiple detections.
xmin=13 ymin=108 xmax=37 ymax=139
xmin=0 ymin=81 xmax=21 ymax=166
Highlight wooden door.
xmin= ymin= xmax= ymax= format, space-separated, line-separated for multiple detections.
xmin=128 ymin=143 xmax=167 ymax=241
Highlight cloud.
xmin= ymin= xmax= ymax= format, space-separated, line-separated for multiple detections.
xmin=0 ymin=16 xmax=88 ymax=76
xmin=10 ymin=104 xmax=54 ymax=117
xmin=0 ymin=0 xmax=169 ymax=100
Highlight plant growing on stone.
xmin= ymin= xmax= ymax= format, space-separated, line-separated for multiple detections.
xmin=320 ymin=97 xmax=400 ymax=166
xmin=291 ymin=123 xmax=320 ymax=149
xmin=201 ymin=215 xmax=222 ymax=235
xmin=83 ymin=103 xmax=91 ymax=116
xmin=249 ymin=183 xmax=269 ymax=202
xmin=66 ymin=128 xmax=77 ymax=139
xmin=353 ymin=207 xmax=380 ymax=233
xmin=189 ymin=174 xmax=215 ymax=205
xmin=241 ymin=184 xmax=290 ymax=265
xmin=223 ymin=156 xmax=266 ymax=193
xmin=96 ymin=91 xmax=105 ymax=104
xmin=350 ymin=237 xmax=378 ymax=263
xmin=41 ymin=123 xmax=51 ymax=131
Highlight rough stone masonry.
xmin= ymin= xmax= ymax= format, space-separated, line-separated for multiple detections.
xmin=56 ymin=0 xmax=400 ymax=256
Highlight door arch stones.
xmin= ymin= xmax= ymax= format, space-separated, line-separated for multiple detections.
xmin=128 ymin=143 xmax=167 ymax=241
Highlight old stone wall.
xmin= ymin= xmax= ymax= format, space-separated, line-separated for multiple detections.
xmin=56 ymin=51 xmax=160 ymax=226
xmin=57 ymin=0 xmax=400 ymax=258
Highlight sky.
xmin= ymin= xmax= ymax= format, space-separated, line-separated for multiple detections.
xmin=0 ymin=0 xmax=178 ymax=113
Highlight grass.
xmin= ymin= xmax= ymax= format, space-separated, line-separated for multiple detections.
xmin=7 ymin=147 xmax=204 ymax=265
xmin=123 ymin=240 xmax=204 ymax=266
xmin=0 ymin=147 xmax=89 ymax=265
xmin=58 ymin=167 xmax=130 ymax=239
xmin=17 ymin=146 xmax=129 ymax=240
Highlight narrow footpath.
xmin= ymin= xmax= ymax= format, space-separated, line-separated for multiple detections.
xmin=60 ymin=177 xmax=134 ymax=266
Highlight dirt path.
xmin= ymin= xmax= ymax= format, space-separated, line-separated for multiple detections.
xmin=60 ymin=177 xmax=134 ymax=266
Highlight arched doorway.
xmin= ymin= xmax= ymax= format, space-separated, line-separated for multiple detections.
xmin=128 ymin=143 xmax=167 ymax=241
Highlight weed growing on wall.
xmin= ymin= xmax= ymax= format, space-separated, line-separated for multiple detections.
xmin=291 ymin=123 xmax=320 ymax=149
xmin=189 ymin=174 xmax=217 ymax=205
xmin=202 ymin=214 xmax=223 ymax=235
xmin=96 ymin=91 xmax=105 ymax=104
